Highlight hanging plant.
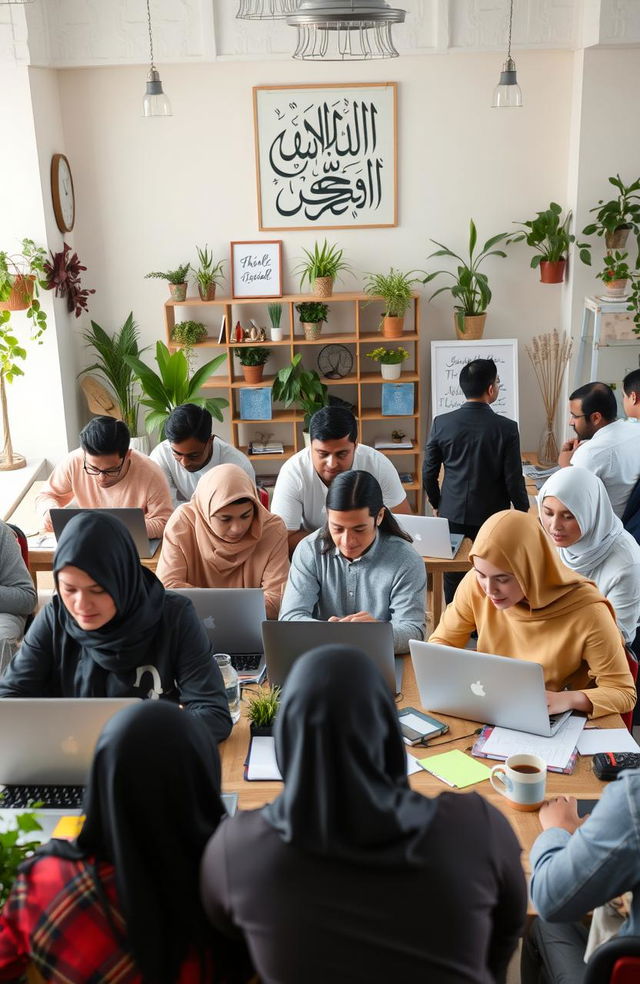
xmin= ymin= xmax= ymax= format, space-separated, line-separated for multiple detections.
xmin=43 ymin=243 xmax=95 ymax=317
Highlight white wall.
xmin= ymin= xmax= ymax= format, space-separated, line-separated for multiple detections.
xmin=56 ymin=49 xmax=575 ymax=453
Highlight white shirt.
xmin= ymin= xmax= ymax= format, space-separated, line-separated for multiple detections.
xmin=271 ymin=444 xmax=406 ymax=532
xmin=150 ymin=436 xmax=255 ymax=507
xmin=571 ymin=419 xmax=640 ymax=518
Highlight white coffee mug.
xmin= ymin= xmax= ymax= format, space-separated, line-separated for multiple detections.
xmin=490 ymin=753 xmax=547 ymax=812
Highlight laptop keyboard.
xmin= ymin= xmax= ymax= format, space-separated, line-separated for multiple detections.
xmin=230 ymin=653 xmax=262 ymax=672
xmin=1 ymin=785 xmax=84 ymax=809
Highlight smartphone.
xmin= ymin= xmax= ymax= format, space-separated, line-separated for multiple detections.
xmin=577 ymin=799 xmax=598 ymax=818
xmin=398 ymin=707 xmax=449 ymax=746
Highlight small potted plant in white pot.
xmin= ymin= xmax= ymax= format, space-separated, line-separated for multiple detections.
xmin=364 ymin=269 xmax=418 ymax=339
xmin=295 ymin=301 xmax=329 ymax=341
xmin=234 ymin=346 xmax=270 ymax=384
xmin=193 ymin=246 xmax=224 ymax=301
xmin=366 ymin=346 xmax=409 ymax=380
xmin=295 ymin=239 xmax=352 ymax=297
xmin=596 ymin=251 xmax=632 ymax=299
xmin=145 ymin=262 xmax=191 ymax=301
xmin=268 ymin=302 xmax=283 ymax=342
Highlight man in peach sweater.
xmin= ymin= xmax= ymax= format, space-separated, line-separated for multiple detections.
xmin=36 ymin=417 xmax=173 ymax=540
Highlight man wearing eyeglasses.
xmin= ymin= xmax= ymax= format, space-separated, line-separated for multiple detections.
xmin=559 ymin=381 xmax=640 ymax=517
xmin=150 ymin=404 xmax=255 ymax=508
xmin=36 ymin=417 xmax=173 ymax=538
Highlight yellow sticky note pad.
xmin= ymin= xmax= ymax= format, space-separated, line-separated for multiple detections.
xmin=418 ymin=749 xmax=491 ymax=789
xmin=52 ymin=816 xmax=85 ymax=839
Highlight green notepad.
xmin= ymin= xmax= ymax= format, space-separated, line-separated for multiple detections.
xmin=418 ymin=749 xmax=491 ymax=788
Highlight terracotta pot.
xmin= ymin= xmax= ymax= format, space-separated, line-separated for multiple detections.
xmin=313 ymin=276 xmax=334 ymax=297
xmin=198 ymin=283 xmax=216 ymax=301
xmin=605 ymin=226 xmax=631 ymax=250
xmin=381 ymin=362 xmax=402 ymax=380
xmin=603 ymin=278 xmax=629 ymax=299
xmin=382 ymin=316 xmax=405 ymax=339
xmin=0 ymin=275 xmax=35 ymax=312
xmin=454 ymin=312 xmax=486 ymax=340
xmin=539 ymin=259 xmax=566 ymax=284
xmin=242 ymin=364 xmax=265 ymax=384
xmin=302 ymin=321 xmax=322 ymax=341
xmin=169 ymin=283 xmax=188 ymax=301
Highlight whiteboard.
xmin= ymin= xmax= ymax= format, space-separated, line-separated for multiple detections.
xmin=430 ymin=339 xmax=519 ymax=422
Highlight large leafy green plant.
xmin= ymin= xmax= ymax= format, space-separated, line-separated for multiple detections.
xmin=508 ymin=202 xmax=583 ymax=265
xmin=583 ymin=174 xmax=640 ymax=264
xmin=125 ymin=341 xmax=228 ymax=438
xmin=80 ymin=314 xmax=146 ymax=436
xmin=0 ymin=810 xmax=42 ymax=906
xmin=272 ymin=353 xmax=328 ymax=430
xmin=422 ymin=220 xmax=509 ymax=332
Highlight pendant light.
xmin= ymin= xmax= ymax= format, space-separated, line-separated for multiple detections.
xmin=143 ymin=0 xmax=172 ymax=118
xmin=237 ymin=0 xmax=300 ymax=18
xmin=492 ymin=0 xmax=522 ymax=108
xmin=287 ymin=0 xmax=406 ymax=61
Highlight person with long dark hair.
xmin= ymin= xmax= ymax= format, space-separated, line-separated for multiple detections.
xmin=279 ymin=470 xmax=426 ymax=652
xmin=201 ymin=646 xmax=527 ymax=983
xmin=0 ymin=701 xmax=250 ymax=982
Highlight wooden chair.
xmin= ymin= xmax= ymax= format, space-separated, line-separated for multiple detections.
xmin=583 ymin=935 xmax=640 ymax=983
xmin=622 ymin=648 xmax=638 ymax=733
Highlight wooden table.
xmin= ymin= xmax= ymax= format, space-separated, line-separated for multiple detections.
xmin=221 ymin=656 xmax=612 ymax=877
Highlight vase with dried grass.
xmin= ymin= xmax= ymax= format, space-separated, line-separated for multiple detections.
xmin=526 ymin=330 xmax=573 ymax=467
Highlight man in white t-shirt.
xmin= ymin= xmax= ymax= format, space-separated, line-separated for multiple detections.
xmin=558 ymin=381 xmax=640 ymax=518
xmin=271 ymin=406 xmax=411 ymax=555
xmin=150 ymin=404 xmax=255 ymax=507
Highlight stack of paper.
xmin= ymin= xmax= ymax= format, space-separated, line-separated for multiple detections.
xmin=477 ymin=715 xmax=586 ymax=772
xmin=577 ymin=729 xmax=640 ymax=756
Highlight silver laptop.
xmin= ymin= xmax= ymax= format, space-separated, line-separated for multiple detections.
xmin=49 ymin=507 xmax=160 ymax=559
xmin=392 ymin=514 xmax=464 ymax=559
xmin=262 ymin=621 xmax=398 ymax=694
xmin=174 ymin=588 xmax=266 ymax=683
xmin=409 ymin=640 xmax=572 ymax=737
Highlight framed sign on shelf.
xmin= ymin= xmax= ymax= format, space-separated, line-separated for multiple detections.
xmin=230 ymin=240 xmax=283 ymax=299
xmin=253 ymin=82 xmax=398 ymax=231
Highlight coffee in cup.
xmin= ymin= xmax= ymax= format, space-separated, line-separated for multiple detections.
xmin=489 ymin=753 xmax=546 ymax=811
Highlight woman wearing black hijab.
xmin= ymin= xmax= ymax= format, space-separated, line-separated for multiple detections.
xmin=0 ymin=701 xmax=248 ymax=983
xmin=201 ymin=646 xmax=527 ymax=984
xmin=0 ymin=512 xmax=231 ymax=745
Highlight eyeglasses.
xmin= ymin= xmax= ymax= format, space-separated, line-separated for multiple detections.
xmin=83 ymin=456 xmax=126 ymax=478
xmin=569 ymin=412 xmax=587 ymax=420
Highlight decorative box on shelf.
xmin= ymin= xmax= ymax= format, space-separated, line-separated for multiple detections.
xmin=239 ymin=388 xmax=273 ymax=420
xmin=381 ymin=383 xmax=414 ymax=416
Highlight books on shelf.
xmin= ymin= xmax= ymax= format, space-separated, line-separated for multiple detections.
xmin=375 ymin=438 xmax=414 ymax=450
xmin=249 ymin=441 xmax=284 ymax=455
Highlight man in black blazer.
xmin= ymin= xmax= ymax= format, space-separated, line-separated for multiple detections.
xmin=423 ymin=358 xmax=529 ymax=603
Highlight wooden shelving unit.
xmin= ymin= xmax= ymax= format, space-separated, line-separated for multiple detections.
xmin=164 ymin=292 xmax=423 ymax=509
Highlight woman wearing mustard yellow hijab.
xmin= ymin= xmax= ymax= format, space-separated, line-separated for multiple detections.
xmin=430 ymin=510 xmax=635 ymax=718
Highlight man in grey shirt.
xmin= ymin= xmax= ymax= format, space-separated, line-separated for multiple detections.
xmin=0 ymin=521 xmax=36 ymax=642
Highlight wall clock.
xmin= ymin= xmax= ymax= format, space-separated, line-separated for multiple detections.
xmin=51 ymin=153 xmax=75 ymax=233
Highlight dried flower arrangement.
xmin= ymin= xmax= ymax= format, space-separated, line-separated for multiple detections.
xmin=526 ymin=329 xmax=573 ymax=466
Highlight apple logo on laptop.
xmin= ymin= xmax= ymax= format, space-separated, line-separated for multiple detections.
xmin=203 ymin=616 xmax=216 ymax=630
xmin=470 ymin=680 xmax=486 ymax=698
xmin=414 ymin=533 xmax=422 ymax=542
xmin=61 ymin=735 xmax=79 ymax=756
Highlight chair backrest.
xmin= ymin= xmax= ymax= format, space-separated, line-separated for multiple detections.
xmin=7 ymin=522 xmax=29 ymax=567
xmin=257 ymin=485 xmax=269 ymax=509
xmin=621 ymin=649 xmax=638 ymax=733
xmin=584 ymin=935 xmax=640 ymax=983
xmin=622 ymin=475 xmax=640 ymax=547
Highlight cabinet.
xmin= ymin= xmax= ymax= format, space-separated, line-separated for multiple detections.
xmin=163 ymin=291 xmax=423 ymax=510
xmin=574 ymin=294 xmax=640 ymax=387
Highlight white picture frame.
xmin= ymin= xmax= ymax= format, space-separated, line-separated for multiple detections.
xmin=230 ymin=240 xmax=283 ymax=299
xmin=430 ymin=339 xmax=519 ymax=423
xmin=253 ymin=82 xmax=398 ymax=231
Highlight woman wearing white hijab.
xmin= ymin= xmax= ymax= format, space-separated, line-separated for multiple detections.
xmin=538 ymin=467 xmax=640 ymax=645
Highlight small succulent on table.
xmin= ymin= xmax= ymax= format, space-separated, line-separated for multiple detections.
xmin=234 ymin=346 xmax=270 ymax=367
xmin=366 ymin=346 xmax=409 ymax=365
xmin=43 ymin=243 xmax=95 ymax=317
xmin=247 ymin=686 xmax=281 ymax=734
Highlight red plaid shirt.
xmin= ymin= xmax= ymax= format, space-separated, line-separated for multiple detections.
xmin=0 ymin=854 xmax=213 ymax=982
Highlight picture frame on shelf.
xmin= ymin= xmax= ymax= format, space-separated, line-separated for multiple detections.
xmin=239 ymin=387 xmax=273 ymax=420
xmin=253 ymin=83 xmax=398 ymax=231
xmin=230 ymin=241 xmax=283 ymax=299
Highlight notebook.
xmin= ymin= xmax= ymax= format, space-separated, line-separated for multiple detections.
xmin=50 ymin=507 xmax=160 ymax=559
xmin=392 ymin=514 xmax=464 ymax=559
xmin=409 ymin=640 xmax=572 ymax=738
xmin=173 ymin=588 xmax=266 ymax=683
xmin=262 ymin=620 xmax=397 ymax=694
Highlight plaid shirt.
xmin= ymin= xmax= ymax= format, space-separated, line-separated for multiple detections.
xmin=0 ymin=855 xmax=212 ymax=982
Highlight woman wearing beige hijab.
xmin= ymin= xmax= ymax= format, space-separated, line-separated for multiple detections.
xmin=430 ymin=510 xmax=635 ymax=718
xmin=156 ymin=464 xmax=289 ymax=618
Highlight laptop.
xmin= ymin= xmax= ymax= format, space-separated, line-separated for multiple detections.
xmin=409 ymin=640 xmax=572 ymax=737
xmin=49 ymin=507 xmax=160 ymax=559
xmin=173 ymin=588 xmax=266 ymax=683
xmin=262 ymin=621 xmax=398 ymax=694
xmin=392 ymin=514 xmax=464 ymax=559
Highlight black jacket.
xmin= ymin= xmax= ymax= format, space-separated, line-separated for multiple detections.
xmin=423 ymin=402 xmax=529 ymax=526
xmin=0 ymin=592 xmax=232 ymax=746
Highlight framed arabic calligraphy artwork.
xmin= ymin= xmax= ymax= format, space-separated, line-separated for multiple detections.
xmin=253 ymin=82 xmax=397 ymax=231
xmin=230 ymin=240 xmax=283 ymax=299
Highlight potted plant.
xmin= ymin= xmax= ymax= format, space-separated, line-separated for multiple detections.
xmin=366 ymin=346 xmax=409 ymax=380
xmin=295 ymin=239 xmax=352 ymax=297
xmin=193 ymin=245 xmax=224 ymax=301
xmin=272 ymin=353 xmax=329 ymax=443
xmin=422 ymin=221 xmax=509 ymax=338
xmin=80 ymin=314 xmax=148 ymax=449
xmin=595 ymin=251 xmax=632 ymax=299
xmin=295 ymin=301 xmax=329 ymax=341
xmin=508 ymin=202 xmax=582 ymax=284
xmin=627 ymin=274 xmax=640 ymax=335
xmin=145 ymin=262 xmax=191 ymax=302
xmin=364 ymin=269 xmax=418 ymax=339
xmin=267 ymin=302 xmax=283 ymax=342
xmin=171 ymin=320 xmax=208 ymax=367
xmin=124 ymin=341 xmax=228 ymax=439
xmin=43 ymin=243 xmax=95 ymax=316
xmin=583 ymin=174 xmax=640 ymax=254
xmin=234 ymin=346 xmax=270 ymax=384
xmin=0 ymin=808 xmax=42 ymax=906
xmin=247 ymin=686 xmax=281 ymax=737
